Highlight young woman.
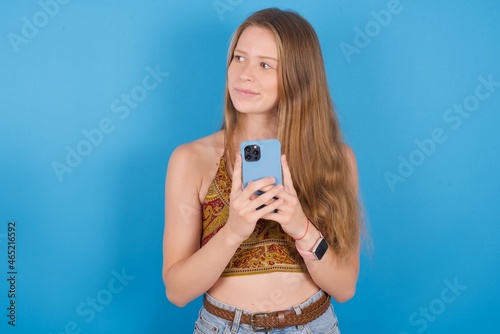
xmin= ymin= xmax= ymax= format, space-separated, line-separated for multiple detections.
xmin=163 ymin=8 xmax=363 ymax=333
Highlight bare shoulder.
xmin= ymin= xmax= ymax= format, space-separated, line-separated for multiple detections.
xmin=166 ymin=131 xmax=224 ymax=199
xmin=168 ymin=131 xmax=224 ymax=167
xmin=342 ymin=144 xmax=359 ymax=191
xmin=342 ymin=144 xmax=357 ymax=167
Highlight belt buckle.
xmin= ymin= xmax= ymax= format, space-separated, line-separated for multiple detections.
xmin=249 ymin=311 xmax=271 ymax=332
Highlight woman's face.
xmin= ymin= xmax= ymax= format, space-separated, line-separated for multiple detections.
xmin=227 ymin=26 xmax=279 ymax=116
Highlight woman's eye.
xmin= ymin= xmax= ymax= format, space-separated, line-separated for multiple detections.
xmin=234 ymin=55 xmax=244 ymax=62
xmin=261 ymin=63 xmax=272 ymax=69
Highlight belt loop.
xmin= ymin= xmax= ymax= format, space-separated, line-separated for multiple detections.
xmin=231 ymin=307 xmax=243 ymax=333
xmin=293 ymin=305 xmax=304 ymax=330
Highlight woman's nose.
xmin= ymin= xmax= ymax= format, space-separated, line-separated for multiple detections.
xmin=239 ymin=64 xmax=254 ymax=81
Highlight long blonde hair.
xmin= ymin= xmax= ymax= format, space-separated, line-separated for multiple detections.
xmin=222 ymin=8 xmax=362 ymax=259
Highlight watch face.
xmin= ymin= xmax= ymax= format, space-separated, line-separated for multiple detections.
xmin=314 ymin=238 xmax=328 ymax=260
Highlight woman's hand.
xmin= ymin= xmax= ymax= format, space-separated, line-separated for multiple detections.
xmin=224 ymin=154 xmax=285 ymax=243
xmin=263 ymin=154 xmax=309 ymax=239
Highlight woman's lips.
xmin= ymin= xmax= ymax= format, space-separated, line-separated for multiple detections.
xmin=234 ymin=88 xmax=259 ymax=97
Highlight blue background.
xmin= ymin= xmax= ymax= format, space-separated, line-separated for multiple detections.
xmin=1 ymin=0 xmax=499 ymax=333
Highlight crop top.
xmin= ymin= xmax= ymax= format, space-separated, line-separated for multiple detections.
xmin=201 ymin=155 xmax=305 ymax=276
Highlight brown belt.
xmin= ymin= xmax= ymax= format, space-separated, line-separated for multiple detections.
xmin=203 ymin=292 xmax=331 ymax=332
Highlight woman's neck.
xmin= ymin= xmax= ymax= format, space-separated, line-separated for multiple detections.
xmin=234 ymin=113 xmax=278 ymax=143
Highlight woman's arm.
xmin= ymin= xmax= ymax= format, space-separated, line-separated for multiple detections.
xmin=296 ymin=230 xmax=360 ymax=302
xmin=296 ymin=145 xmax=360 ymax=302
xmin=162 ymin=144 xmax=238 ymax=307
xmin=264 ymin=146 xmax=360 ymax=302
xmin=162 ymin=146 xmax=284 ymax=307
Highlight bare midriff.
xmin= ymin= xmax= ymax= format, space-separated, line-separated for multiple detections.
xmin=208 ymin=271 xmax=320 ymax=312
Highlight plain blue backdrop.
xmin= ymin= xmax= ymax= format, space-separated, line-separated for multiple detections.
xmin=1 ymin=0 xmax=499 ymax=333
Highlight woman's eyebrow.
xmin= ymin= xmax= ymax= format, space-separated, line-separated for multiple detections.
xmin=234 ymin=49 xmax=278 ymax=62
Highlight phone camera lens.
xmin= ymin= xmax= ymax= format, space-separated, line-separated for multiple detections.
xmin=245 ymin=146 xmax=251 ymax=153
xmin=253 ymin=150 xmax=258 ymax=155
xmin=245 ymin=154 xmax=252 ymax=161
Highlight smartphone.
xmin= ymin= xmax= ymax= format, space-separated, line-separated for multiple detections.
xmin=240 ymin=139 xmax=282 ymax=191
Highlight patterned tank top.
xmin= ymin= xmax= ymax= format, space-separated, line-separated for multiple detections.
xmin=201 ymin=155 xmax=305 ymax=276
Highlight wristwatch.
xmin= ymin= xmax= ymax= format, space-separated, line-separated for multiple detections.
xmin=295 ymin=232 xmax=329 ymax=260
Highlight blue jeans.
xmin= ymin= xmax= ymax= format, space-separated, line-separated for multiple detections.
xmin=193 ymin=290 xmax=341 ymax=334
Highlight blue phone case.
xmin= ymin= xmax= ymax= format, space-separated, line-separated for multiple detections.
xmin=240 ymin=139 xmax=282 ymax=189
